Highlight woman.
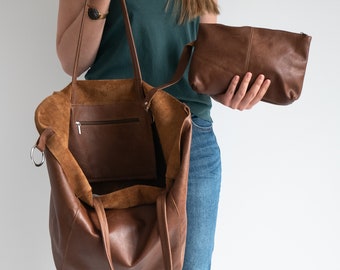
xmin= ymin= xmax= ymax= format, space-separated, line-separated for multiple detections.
xmin=56 ymin=0 xmax=271 ymax=269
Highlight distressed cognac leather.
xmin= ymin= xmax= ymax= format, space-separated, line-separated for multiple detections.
xmin=183 ymin=24 xmax=312 ymax=105
xmin=36 ymin=82 xmax=192 ymax=269
xmin=33 ymin=0 xmax=192 ymax=269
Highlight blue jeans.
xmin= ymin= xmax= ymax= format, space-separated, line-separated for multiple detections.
xmin=182 ymin=116 xmax=222 ymax=270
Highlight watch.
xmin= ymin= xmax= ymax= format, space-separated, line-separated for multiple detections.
xmin=87 ymin=6 xmax=108 ymax=20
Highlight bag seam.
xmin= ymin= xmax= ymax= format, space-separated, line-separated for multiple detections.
xmin=245 ymin=27 xmax=254 ymax=73
xmin=61 ymin=207 xmax=80 ymax=270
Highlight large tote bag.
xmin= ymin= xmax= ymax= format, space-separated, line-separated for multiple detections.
xmin=31 ymin=0 xmax=192 ymax=269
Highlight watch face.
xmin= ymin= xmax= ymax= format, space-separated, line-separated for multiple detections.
xmin=88 ymin=7 xmax=100 ymax=20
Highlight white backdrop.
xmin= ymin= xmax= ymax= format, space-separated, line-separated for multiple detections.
xmin=1 ymin=0 xmax=339 ymax=269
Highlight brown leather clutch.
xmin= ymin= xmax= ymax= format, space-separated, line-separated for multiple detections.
xmin=187 ymin=24 xmax=312 ymax=105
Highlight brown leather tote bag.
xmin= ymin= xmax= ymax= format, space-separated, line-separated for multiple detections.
xmin=31 ymin=0 xmax=191 ymax=269
xmin=174 ymin=24 xmax=312 ymax=105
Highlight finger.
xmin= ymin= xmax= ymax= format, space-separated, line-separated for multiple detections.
xmin=230 ymin=72 xmax=252 ymax=109
xmin=212 ymin=75 xmax=240 ymax=105
xmin=246 ymin=78 xmax=271 ymax=109
xmin=237 ymin=74 xmax=265 ymax=110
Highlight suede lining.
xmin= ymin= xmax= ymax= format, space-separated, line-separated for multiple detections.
xmin=35 ymin=79 xmax=191 ymax=209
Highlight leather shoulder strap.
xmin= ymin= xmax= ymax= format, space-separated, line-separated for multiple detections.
xmin=93 ymin=197 xmax=115 ymax=270
xmin=157 ymin=193 xmax=173 ymax=270
xmin=72 ymin=0 xmax=142 ymax=84
xmin=144 ymin=42 xmax=195 ymax=106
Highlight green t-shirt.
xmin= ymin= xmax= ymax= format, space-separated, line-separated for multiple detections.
xmin=85 ymin=0 xmax=212 ymax=121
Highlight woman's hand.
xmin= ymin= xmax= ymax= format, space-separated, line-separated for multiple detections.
xmin=212 ymin=72 xmax=271 ymax=110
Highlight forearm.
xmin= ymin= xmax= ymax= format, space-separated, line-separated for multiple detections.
xmin=56 ymin=0 xmax=110 ymax=76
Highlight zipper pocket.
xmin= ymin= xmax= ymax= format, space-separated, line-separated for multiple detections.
xmin=75 ymin=118 xmax=139 ymax=135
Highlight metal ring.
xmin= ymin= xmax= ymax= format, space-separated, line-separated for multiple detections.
xmin=30 ymin=145 xmax=45 ymax=167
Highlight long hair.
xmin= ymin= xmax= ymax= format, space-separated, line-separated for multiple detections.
xmin=167 ymin=0 xmax=219 ymax=23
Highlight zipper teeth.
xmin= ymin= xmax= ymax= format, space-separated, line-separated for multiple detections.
xmin=77 ymin=118 xmax=139 ymax=126
xmin=75 ymin=118 xmax=139 ymax=135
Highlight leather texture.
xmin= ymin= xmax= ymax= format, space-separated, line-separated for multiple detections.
xmin=33 ymin=0 xmax=192 ymax=269
xmin=68 ymin=82 xmax=160 ymax=191
xmin=181 ymin=24 xmax=312 ymax=105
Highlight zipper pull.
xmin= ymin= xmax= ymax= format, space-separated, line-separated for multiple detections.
xmin=75 ymin=121 xmax=82 ymax=135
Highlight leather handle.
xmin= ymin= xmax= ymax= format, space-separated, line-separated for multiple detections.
xmin=158 ymin=42 xmax=194 ymax=90
xmin=144 ymin=42 xmax=195 ymax=108
xmin=119 ymin=0 xmax=142 ymax=83
xmin=71 ymin=0 xmax=88 ymax=84
xmin=157 ymin=193 xmax=173 ymax=270
xmin=71 ymin=0 xmax=142 ymax=86
xmin=71 ymin=0 xmax=194 ymax=106
xmin=93 ymin=194 xmax=173 ymax=270
xmin=93 ymin=196 xmax=115 ymax=270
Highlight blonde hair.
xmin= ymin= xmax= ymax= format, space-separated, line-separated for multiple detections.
xmin=167 ymin=0 xmax=219 ymax=23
